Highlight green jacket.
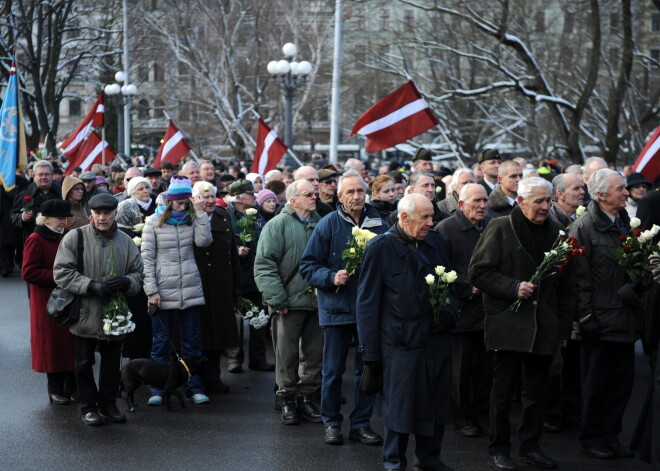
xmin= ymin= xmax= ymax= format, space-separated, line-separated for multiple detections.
xmin=254 ymin=204 xmax=320 ymax=312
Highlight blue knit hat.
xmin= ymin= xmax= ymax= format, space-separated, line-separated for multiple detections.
xmin=166 ymin=175 xmax=193 ymax=201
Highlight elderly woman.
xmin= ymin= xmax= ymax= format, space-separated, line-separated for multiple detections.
xmin=61 ymin=175 xmax=89 ymax=229
xmin=246 ymin=172 xmax=264 ymax=192
xmin=256 ymin=189 xmax=278 ymax=222
xmin=368 ymin=175 xmax=396 ymax=220
xmin=142 ymin=175 xmax=212 ymax=405
xmin=126 ymin=176 xmax=157 ymax=219
xmin=21 ymin=200 xmax=76 ymax=405
xmin=192 ymin=181 xmax=241 ymax=394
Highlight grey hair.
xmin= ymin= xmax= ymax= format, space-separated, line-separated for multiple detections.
xmin=264 ymin=169 xmax=282 ymax=183
xmin=286 ymin=179 xmax=311 ymax=201
xmin=397 ymin=193 xmax=421 ymax=218
xmin=198 ymin=159 xmax=213 ymax=169
xmin=552 ymin=174 xmax=570 ymax=192
xmin=588 ymin=168 xmax=621 ymax=200
xmin=35 ymin=214 xmax=46 ymax=226
xmin=497 ymin=160 xmax=521 ymax=177
xmin=458 ymin=183 xmax=484 ymax=203
xmin=448 ymin=168 xmax=475 ymax=193
xmin=344 ymin=158 xmax=363 ymax=171
xmin=584 ymin=156 xmax=607 ymax=178
xmin=337 ymin=170 xmax=367 ymax=194
xmin=181 ymin=161 xmax=199 ymax=174
xmin=192 ymin=181 xmax=216 ymax=197
xmin=33 ymin=160 xmax=53 ymax=173
xmin=565 ymin=164 xmax=583 ymax=176
xmin=518 ymin=177 xmax=552 ymax=200
xmin=408 ymin=171 xmax=435 ymax=189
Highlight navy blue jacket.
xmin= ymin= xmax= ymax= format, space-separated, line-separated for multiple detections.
xmin=299 ymin=203 xmax=387 ymax=326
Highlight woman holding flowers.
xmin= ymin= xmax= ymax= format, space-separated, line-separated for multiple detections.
xmin=141 ymin=175 xmax=212 ymax=405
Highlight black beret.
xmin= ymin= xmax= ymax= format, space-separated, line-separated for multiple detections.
xmin=412 ymin=148 xmax=432 ymax=162
xmin=477 ymin=149 xmax=501 ymax=164
xmin=89 ymin=193 xmax=119 ymax=211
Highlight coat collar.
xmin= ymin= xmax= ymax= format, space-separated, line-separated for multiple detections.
xmin=453 ymin=209 xmax=490 ymax=232
xmin=586 ymin=199 xmax=630 ymax=234
xmin=488 ymin=185 xmax=513 ymax=212
xmin=508 ymin=205 xmax=557 ymax=263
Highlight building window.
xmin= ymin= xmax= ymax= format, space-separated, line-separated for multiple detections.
xmin=153 ymin=63 xmax=164 ymax=82
xmin=137 ymin=99 xmax=150 ymax=119
xmin=535 ymin=11 xmax=545 ymax=33
xmin=153 ymin=99 xmax=165 ymax=118
xmin=652 ymin=14 xmax=660 ymax=32
xmin=651 ymin=49 xmax=660 ymax=63
xmin=404 ymin=10 xmax=414 ymax=33
xmin=378 ymin=9 xmax=389 ymax=31
xmin=69 ymin=99 xmax=82 ymax=116
xmin=137 ymin=63 xmax=149 ymax=82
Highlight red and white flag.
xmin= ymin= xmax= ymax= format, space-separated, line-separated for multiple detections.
xmin=65 ymin=131 xmax=116 ymax=176
xmin=59 ymin=94 xmax=104 ymax=159
xmin=251 ymin=118 xmax=288 ymax=175
xmin=632 ymin=123 xmax=660 ymax=184
xmin=152 ymin=120 xmax=191 ymax=169
xmin=350 ymin=81 xmax=439 ymax=152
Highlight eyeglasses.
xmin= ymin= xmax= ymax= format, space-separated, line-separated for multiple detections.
xmin=295 ymin=191 xmax=316 ymax=198
xmin=320 ymin=178 xmax=337 ymax=184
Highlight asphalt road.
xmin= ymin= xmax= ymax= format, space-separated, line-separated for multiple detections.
xmin=0 ymin=274 xmax=653 ymax=471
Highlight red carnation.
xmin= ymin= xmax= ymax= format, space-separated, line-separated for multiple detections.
xmin=620 ymin=235 xmax=628 ymax=241
xmin=558 ymin=264 xmax=565 ymax=271
xmin=634 ymin=229 xmax=642 ymax=237
xmin=623 ymin=246 xmax=632 ymax=253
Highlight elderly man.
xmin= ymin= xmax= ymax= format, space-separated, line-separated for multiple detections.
xmin=386 ymin=171 xmax=449 ymax=227
xmin=265 ymin=169 xmax=283 ymax=184
xmin=181 ymin=161 xmax=201 ymax=185
xmin=469 ymin=177 xmax=575 ymax=470
xmin=568 ymin=169 xmax=639 ymax=460
xmin=486 ymin=161 xmax=522 ymax=219
xmin=114 ymin=167 xmax=143 ymax=202
xmin=293 ymin=166 xmax=334 ymax=217
xmin=254 ymin=180 xmax=323 ymax=425
xmin=53 ymin=194 xmax=144 ymax=425
xmin=438 ymin=168 xmax=476 ymax=215
xmin=226 ymin=179 xmax=273 ymax=373
xmin=318 ymin=168 xmax=340 ymax=210
xmin=79 ymin=171 xmax=110 ymax=202
xmin=476 ymin=149 xmax=501 ymax=196
xmin=581 ymin=157 xmax=607 ymax=204
xmin=344 ymin=158 xmax=366 ymax=178
xmin=300 ymin=170 xmax=388 ymax=446
xmin=199 ymin=160 xmax=219 ymax=187
xmin=436 ymin=184 xmax=492 ymax=439
xmin=412 ymin=148 xmax=433 ymax=172
xmin=144 ymin=167 xmax=166 ymax=195
xmin=357 ymin=193 xmax=457 ymax=471
xmin=549 ymin=174 xmax=585 ymax=226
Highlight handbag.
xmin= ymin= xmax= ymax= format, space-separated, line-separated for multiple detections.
xmin=46 ymin=228 xmax=83 ymax=325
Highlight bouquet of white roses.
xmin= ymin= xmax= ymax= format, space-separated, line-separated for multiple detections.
xmin=341 ymin=226 xmax=378 ymax=277
xmin=426 ymin=266 xmax=457 ymax=322
xmin=236 ymin=296 xmax=270 ymax=329
xmin=615 ymin=218 xmax=660 ymax=283
xmin=101 ymin=247 xmax=136 ymax=336
xmin=237 ymin=208 xmax=259 ymax=245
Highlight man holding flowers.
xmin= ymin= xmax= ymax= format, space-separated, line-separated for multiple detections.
xmin=356 ymin=193 xmax=457 ymax=471
xmin=568 ymin=168 xmax=641 ymax=460
xmin=300 ymin=170 xmax=388 ymax=446
xmin=469 ymin=177 xmax=576 ymax=470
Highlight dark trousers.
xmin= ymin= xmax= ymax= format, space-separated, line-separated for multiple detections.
xmin=46 ymin=371 xmax=76 ymax=396
xmin=580 ymin=340 xmax=634 ymax=448
xmin=489 ymin=351 xmax=552 ymax=456
xmin=74 ymin=336 xmax=122 ymax=414
xmin=451 ymin=330 xmax=493 ymax=429
xmin=544 ymin=339 xmax=581 ymax=425
xmin=383 ymin=423 xmax=445 ymax=471
xmin=0 ymin=243 xmax=15 ymax=274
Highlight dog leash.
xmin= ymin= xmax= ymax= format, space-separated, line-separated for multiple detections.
xmin=154 ymin=313 xmax=192 ymax=381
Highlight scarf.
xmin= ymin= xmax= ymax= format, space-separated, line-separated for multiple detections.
xmin=155 ymin=205 xmax=190 ymax=225
xmin=136 ymin=197 xmax=153 ymax=212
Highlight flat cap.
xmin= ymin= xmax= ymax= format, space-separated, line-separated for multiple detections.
xmin=111 ymin=165 xmax=124 ymax=173
xmin=79 ymin=171 xmax=97 ymax=181
xmin=228 ymin=179 xmax=254 ymax=196
xmin=89 ymin=193 xmax=119 ymax=211
xmin=477 ymin=149 xmax=501 ymax=164
xmin=413 ymin=148 xmax=432 ymax=162
xmin=318 ymin=168 xmax=339 ymax=181
xmin=143 ymin=167 xmax=162 ymax=177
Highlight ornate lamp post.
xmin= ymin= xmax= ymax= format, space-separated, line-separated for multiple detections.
xmin=104 ymin=71 xmax=137 ymax=158
xmin=267 ymin=43 xmax=312 ymax=164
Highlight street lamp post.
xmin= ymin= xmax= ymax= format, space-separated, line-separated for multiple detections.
xmin=267 ymin=43 xmax=312 ymax=166
xmin=104 ymin=71 xmax=137 ymax=159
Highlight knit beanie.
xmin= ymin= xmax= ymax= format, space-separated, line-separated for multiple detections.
xmin=256 ymin=189 xmax=277 ymax=207
xmin=116 ymin=199 xmax=143 ymax=228
xmin=127 ymin=176 xmax=152 ymax=198
xmin=166 ymin=175 xmax=193 ymax=201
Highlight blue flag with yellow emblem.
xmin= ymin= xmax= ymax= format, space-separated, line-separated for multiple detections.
xmin=0 ymin=60 xmax=28 ymax=191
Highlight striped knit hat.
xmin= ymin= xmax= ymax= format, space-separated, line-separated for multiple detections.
xmin=166 ymin=175 xmax=193 ymax=201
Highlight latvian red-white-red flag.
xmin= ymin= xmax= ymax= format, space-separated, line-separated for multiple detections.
xmin=251 ymin=118 xmax=288 ymax=174
xmin=65 ymin=131 xmax=116 ymax=176
xmin=152 ymin=120 xmax=191 ymax=169
xmin=632 ymin=123 xmax=660 ymax=184
xmin=350 ymin=81 xmax=439 ymax=152
xmin=59 ymin=94 xmax=104 ymax=160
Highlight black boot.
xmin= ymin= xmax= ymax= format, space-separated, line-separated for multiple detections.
xmin=281 ymin=395 xmax=300 ymax=425
xmin=297 ymin=395 xmax=322 ymax=423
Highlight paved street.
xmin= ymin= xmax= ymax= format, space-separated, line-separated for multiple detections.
xmin=0 ymin=274 xmax=653 ymax=471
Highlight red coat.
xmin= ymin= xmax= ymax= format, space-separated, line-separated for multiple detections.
xmin=21 ymin=226 xmax=75 ymax=373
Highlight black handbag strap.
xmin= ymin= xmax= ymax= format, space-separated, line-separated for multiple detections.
xmin=75 ymin=228 xmax=84 ymax=276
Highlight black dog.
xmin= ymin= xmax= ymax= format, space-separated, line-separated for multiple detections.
xmin=121 ymin=356 xmax=207 ymax=412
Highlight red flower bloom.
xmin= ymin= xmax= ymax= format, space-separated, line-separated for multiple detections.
xmin=558 ymin=264 xmax=565 ymax=271
xmin=623 ymin=246 xmax=632 ymax=253
xmin=634 ymin=229 xmax=642 ymax=237
xmin=23 ymin=195 xmax=31 ymax=202
xmin=620 ymin=235 xmax=628 ymax=241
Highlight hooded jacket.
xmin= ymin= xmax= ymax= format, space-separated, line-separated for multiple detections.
xmin=62 ymin=176 xmax=89 ymax=229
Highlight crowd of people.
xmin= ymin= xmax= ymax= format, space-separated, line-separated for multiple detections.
xmin=1 ymin=148 xmax=659 ymax=471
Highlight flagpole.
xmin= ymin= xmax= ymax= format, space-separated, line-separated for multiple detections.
xmin=102 ymin=126 xmax=106 ymax=166
xmin=328 ymin=0 xmax=344 ymax=165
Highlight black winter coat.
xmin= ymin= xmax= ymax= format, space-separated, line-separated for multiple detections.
xmin=10 ymin=181 xmax=62 ymax=243
xmin=486 ymin=186 xmax=514 ymax=219
xmin=469 ymin=206 xmax=575 ymax=355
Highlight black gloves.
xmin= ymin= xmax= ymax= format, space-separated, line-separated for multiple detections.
xmin=88 ymin=281 xmax=112 ymax=298
xmin=359 ymin=361 xmax=383 ymax=396
xmin=617 ymin=282 xmax=643 ymax=309
xmin=431 ymin=312 xmax=455 ymax=335
xmin=106 ymin=276 xmax=132 ymax=292
xmin=579 ymin=316 xmax=600 ymax=343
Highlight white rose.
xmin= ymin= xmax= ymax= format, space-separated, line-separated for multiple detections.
xmin=650 ymin=224 xmax=660 ymax=236
xmin=352 ymin=226 xmax=360 ymax=236
xmin=133 ymin=223 xmax=145 ymax=233
xmin=133 ymin=236 xmax=142 ymax=247
xmin=558 ymin=230 xmax=565 ymax=236
xmin=425 ymin=274 xmax=435 ymax=285
xmin=435 ymin=266 xmax=446 ymax=276
xmin=442 ymin=270 xmax=458 ymax=283
xmin=575 ymin=205 xmax=586 ymax=218
xmin=245 ymin=208 xmax=258 ymax=216
xmin=639 ymin=233 xmax=649 ymax=244
xmin=630 ymin=217 xmax=641 ymax=229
